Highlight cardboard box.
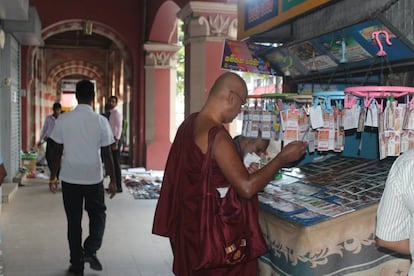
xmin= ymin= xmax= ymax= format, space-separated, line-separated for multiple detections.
xmin=21 ymin=153 xmax=38 ymax=171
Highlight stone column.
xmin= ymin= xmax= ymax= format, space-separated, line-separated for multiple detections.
xmin=143 ymin=42 xmax=181 ymax=170
xmin=177 ymin=1 xmax=237 ymax=116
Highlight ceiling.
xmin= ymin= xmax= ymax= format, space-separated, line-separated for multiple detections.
xmin=43 ymin=30 xmax=113 ymax=49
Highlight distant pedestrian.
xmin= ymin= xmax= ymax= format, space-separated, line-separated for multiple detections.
xmin=37 ymin=102 xmax=62 ymax=175
xmin=101 ymin=102 xmax=111 ymax=120
xmin=107 ymin=96 xmax=123 ymax=193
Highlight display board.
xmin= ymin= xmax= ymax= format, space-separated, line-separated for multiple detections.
xmin=261 ymin=19 xmax=414 ymax=79
xmin=238 ymin=0 xmax=334 ymax=40
xmin=259 ymin=155 xmax=396 ymax=225
xmin=221 ymin=39 xmax=275 ymax=75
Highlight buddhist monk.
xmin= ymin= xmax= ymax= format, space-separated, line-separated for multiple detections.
xmin=153 ymin=72 xmax=307 ymax=275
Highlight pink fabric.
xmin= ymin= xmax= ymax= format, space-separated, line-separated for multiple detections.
xmin=152 ymin=113 xmax=267 ymax=275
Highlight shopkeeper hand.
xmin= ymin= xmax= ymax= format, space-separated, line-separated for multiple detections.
xmin=49 ymin=178 xmax=58 ymax=193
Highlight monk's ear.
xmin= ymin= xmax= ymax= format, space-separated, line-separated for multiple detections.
xmin=227 ymin=91 xmax=234 ymax=104
xmin=226 ymin=92 xmax=236 ymax=107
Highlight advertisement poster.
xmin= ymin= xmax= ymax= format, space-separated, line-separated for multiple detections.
xmin=264 ymin=49 xmax=303 ymax=77
xmin=288 ymin=41 xmax=337 ymax=71
xmin=244 ymin=0 xmax=279 ymax=30
xmin=221 ymin=39 xmax=275 ymax=75
xmin=359 ymin=25 xmax=396 ymax=42
xmin=319 ymin=35 xmax=372 ymax=63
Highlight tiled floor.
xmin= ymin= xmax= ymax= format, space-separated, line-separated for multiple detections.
xmin=0 ymin=180 xmax=174 ymax=276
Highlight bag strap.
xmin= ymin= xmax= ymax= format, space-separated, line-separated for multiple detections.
xmin=201 ymin=125 xmax=223 ymax=176
xmin=201 ymin=126 xmax=223 ymax=193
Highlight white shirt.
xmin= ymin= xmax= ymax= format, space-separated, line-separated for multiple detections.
xmin=109 ymin=108 xmax=123 ymax=140
xmin=39 ymin=114 xmax=58 ymax=142
xmin=376 ymin=149 xmax=414 ymax=275
xmin=50 ymin=104 xmax=114 ymax=184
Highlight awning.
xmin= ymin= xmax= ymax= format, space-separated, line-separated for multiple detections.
xmin=229 ymin=18 xmax=414 ymax=84
xmin=260 ymin=19 xmax=414 ymax=83
xmin=236 ymin=0 xmax=414 ymax=84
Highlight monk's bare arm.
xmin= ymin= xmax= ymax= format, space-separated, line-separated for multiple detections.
xmin=212 ymin=130 xmax=306 ymax=198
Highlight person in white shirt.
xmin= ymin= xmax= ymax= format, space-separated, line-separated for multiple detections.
xmin=48 ymin=79 xmax=117 ymax=275
xmin=38 ymin=102 xmax=62 ymax=173
xmin=107 ymin=95 xmax=123 ymax=193
xmin=376 ymin=149 xmax=414 ymax=275
xmin=38 ymin=102 xmax=62 ymax=147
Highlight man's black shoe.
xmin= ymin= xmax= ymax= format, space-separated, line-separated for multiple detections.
xmin=117 ymin=189 xmax=123 ymax=193
xmin=81 ymin=254 xmax=103 ymax=271
xmin=68 ymin=264 xmax=84 ymax=275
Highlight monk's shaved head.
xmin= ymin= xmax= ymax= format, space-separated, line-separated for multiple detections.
xmin=199 ymin=71 xmax=248 ymax=124
xmin=209 ymin=72 xmax=247 ymax=98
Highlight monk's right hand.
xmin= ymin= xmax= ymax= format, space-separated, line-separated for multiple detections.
xmin=277 ymin=141 xmax=307 ymax=167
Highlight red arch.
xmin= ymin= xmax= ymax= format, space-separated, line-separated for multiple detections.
xmin=47 ymin=61 xmax=105 ymax=94
xmin=41 ymin=20 xmax=132 ymax=82
xmin=23 ymin=19 xmax=133 ymax=152
xmin=149 ymin=1 xmax=180 ymax=43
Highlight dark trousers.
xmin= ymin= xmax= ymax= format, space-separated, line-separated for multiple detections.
xmin=45 ymin=138 xmax=60 ymax=178
xmin=112 ymin=145 xmax=122 ymax=192
xmin=62 ymin=181 xmax=106 ymax=267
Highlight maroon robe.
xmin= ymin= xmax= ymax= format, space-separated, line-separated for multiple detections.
xmin=152 ymin=113 xmax=267 ymax=275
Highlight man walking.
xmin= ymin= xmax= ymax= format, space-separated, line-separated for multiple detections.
xmin=37 ymin=102 xmax=62 ymax=172
xmin=48 ymin=80 xmax=117 ymax=275
xmin=107 ymin=95 xmax=123 ymax=193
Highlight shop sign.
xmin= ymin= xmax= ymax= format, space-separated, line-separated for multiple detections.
xmin=221 ymin=39 xmax=276 ymax=75
xmin=238 ymin=0 xmax=333 ymax=40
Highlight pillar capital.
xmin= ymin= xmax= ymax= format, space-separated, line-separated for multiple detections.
xmin=177 ymin=1 xmax=238 ymax=43
xmin=143 ymin=42 xmax=182 ymax=68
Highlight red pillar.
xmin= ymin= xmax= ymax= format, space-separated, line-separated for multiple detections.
xmin=177 ymin=1 xmax=238 ymax=116
xmin=143 ymin=43 xmax=181 ymax=170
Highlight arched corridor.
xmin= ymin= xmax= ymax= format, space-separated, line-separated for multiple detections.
xmin=1 ymin=0 xmax=239 ymax=180
xmin=0 ymin=1 xmax=238 ymax=274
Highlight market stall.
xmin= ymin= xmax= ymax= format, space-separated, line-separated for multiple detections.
xmin=257 ymin=155 xmax=410 ymax=275
xmin=234 ymin=88 xmax=412 ymax=274
xmin=233 ymin=0 xmax=414 ymax=275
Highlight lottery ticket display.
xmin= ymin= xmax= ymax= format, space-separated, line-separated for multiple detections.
xmin=259 ymin=155 xmax=395 ymax=225
xmin=241 ymin=93 xmax=345 ymax=153
xmin=344 ymin=86 xmax=414 ymax=159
